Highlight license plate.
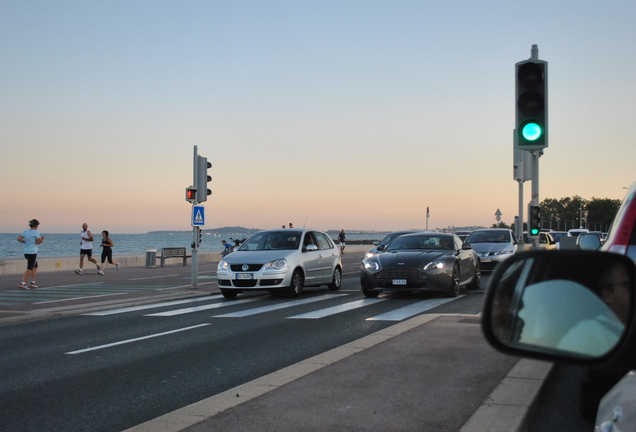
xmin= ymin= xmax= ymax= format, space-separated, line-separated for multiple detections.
xmin=236 ymin=273 xmax=253 ymax=280
xmin=480 ymin=257 xmax=492 ymax=263
xmin=392 ymin=279 xmax=407 ymax=285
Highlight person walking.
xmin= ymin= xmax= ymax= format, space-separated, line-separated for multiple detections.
xmin=76 ymin=222 xmax=101 ymax=275
xmin=338 ymin=229 xmax=347 ymax=253
xmin=17 ymin=219 xmax=44 ymax=289
xmin=99 ymin=230 xmax=119 ymax=274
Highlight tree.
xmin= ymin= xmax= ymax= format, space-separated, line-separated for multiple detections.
xmin=490 ymin=221 xmax=510 ymax=229
xmin=539 ymin=195 xmax=620 ymax=231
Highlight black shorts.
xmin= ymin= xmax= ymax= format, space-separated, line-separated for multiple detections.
xmin=101 ymin=249 xmax=114 ymax=264
xmin=24 ymin=254 xmax=38 ymax=270
xmin=80 ymin=249 xmax=93 ymax=258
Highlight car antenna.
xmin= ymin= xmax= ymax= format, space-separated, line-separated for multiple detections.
xmin=303 ymin=216 xmax=308 ymax=228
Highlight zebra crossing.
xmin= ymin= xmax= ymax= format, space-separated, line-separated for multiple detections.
xmin=84 ymin=293 xmax=464 ymax=322
xmin=0 ymin=282 xmax=175 ymax=306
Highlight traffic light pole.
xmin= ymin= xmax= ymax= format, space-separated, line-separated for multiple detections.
xmin=529 ymin=150 xmax=541 ymax=248
xmin=191 ymin=146 xmax=199 ymax=288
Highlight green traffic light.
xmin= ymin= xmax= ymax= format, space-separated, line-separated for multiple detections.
xmin=522 ymin=122 xmax=543 ymax=141
xmin=530 ymin=228 xmax=540 ymax=235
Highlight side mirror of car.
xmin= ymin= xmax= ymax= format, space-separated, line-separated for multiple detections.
xmin=482 ymin=250 xmax=636 ymax=363
xmin=376 ymin=245 xmax=386 ymax=252
xmin=461 ymin=243 xmax=472 ymax=250
xmin=304 ymin=244 xmax=318 ymax=252
xmin=577 ymin=233 xmax=602 ymax=251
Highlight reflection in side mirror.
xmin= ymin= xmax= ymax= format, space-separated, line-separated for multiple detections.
xmin=577 ymin=233 xmax=602 ymax=251
xmin=483 ymin=250 xmax=635 ymax=361
xmin=376 ymin=245 xmax=386 ymax=252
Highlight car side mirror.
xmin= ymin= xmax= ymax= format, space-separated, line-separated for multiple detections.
xmin=577 ymin=233 xmax=602 ymax=251
xmin=304 ymin=244 xmax=318 ymax=252
xmin=482 ymin=250 xmax=636 ymax=363
xmin=461 ymin=243 xmax=472 ymax=250
xmin=376 ymin=245 xmax=386 ymax=252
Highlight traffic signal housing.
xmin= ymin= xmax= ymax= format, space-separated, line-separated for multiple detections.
xmin=529 ymin=205 xmax=541 ymax=236
xmin=516 ymin=59 xmax=547 ymax=150
xmin=185 ymin=186 xmax=197 ymax=203
xmin=196 ymin=156 xmax=212 ymax=203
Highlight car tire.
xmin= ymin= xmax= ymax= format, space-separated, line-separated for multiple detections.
xmin=287 ymin=270 xmax=304 ymax=297
xmin=221 ymin=288 xmax=238 ymax=299
xmin=445 ymin=264 xmax=460 ymax=297
xmin=467 ymin=262 xmax=481 ymax=290
xmin=361 ymin=280 xmax=379 ymax=298
xmin=328 ymin=267 xmax=342 ymax=290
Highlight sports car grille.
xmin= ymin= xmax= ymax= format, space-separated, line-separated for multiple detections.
xmin=374 ymin=268 xmax=425 ymax=281
xmin=230 ymin=264 xmax=263 ymax=272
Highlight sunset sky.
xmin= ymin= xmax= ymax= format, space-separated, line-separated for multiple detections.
xmin=1 ymin=1 xmax=634 ymax=234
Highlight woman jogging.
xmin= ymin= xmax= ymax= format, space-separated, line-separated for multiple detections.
xmin=17 ymin=219 xmax=44 ymax=289
xmin=99 ymin=230 xmax=120 ymax=274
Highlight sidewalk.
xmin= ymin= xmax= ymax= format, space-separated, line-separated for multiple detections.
xmin=124 ymin=314 xmax=552 ymax=432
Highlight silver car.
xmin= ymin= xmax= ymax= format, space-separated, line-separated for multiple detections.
xmin=216 ymin=229 xmax=342 ymax=299
xmin=463 ymin=228 xmax=517 ymax=271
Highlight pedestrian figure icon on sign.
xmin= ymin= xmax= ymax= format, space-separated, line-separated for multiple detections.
xmin=192 ymin=206 xmax=205 ymax=226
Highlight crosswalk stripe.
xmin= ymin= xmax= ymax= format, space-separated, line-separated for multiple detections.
xmin=287 ymin=298 xmax=386 ymax=319
xmin=213 ymin=294 xmax=349 ymax=318
xmin=145 ymin=297 xmax=265 ymax=316
xmin=83 ymin=296 xmax=225 ymax=316
xmin=366 ymin=296 xmax=463 ymax=321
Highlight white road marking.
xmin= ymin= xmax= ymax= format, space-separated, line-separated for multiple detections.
xmin=145 ymin=297 xmax=264 ymax=316
xmin=213 ymin=294 xmax=349 ymax=318
xmin=366 ymin=296 xmax=464 ymax=321
xmin=65 ymin=324 xmax=211 ymax=355
xmin=128 ymin=274 xmax=179 ymax=280
xmin=287 ymin=298 xmax=386 ymax=319
xmin=35 ymin=292 xmax=128 ymax=304
xmin=83 ymin=295 xmax=225 ymax=316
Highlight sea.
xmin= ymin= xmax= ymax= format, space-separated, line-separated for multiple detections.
xmin=0 ymin=231 xmax=387 ymax=259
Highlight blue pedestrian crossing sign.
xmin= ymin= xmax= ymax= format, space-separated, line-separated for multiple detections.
xmin=192 ymin=205 xmax=205 ymax=226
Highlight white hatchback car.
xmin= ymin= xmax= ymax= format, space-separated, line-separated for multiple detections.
xmin=216 ymin=229 xmax=342 ymax=299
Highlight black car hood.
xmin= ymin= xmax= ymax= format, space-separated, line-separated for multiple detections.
xmin=378 ymin=250 xmax=452 ymax=267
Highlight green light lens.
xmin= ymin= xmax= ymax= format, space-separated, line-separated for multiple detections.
xmin=530 ymin=228 xmax=540 ymax=235
xmin=522 ymin=123 xmax=543 ymax=141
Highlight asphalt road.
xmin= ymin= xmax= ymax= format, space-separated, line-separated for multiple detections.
xmin=0 ymin=252 xmax=487 ymax=432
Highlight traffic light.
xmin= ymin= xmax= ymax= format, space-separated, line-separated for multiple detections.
xmin=529 ymin=205 xmax=541 ymax=236
xmin=516 ymin=57 xmax=547 ymax=150
xmin=196 ymin=156 xmax=212 ymax=203
xmin=185 ymin=186 xmax=197 ymax=203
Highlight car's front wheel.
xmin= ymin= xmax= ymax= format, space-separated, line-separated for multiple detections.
xmin=287 ymin=270 xmax=304 ymax=297
xmin=221 ymin=288 xmax=239 ymax=299
xmin=445 ymin=264 xmax=460 ymax=297
xmin=361 ymin=279 xmax=379 ymax=298
xmin=328 ymin=267 xmax=342 ymax=290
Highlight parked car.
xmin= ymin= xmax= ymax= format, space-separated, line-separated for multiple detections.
xmin=360 ymin=232 xmax=480 ymax=298
xmin=522 ymin=231 xmax=557 ymax=250
xmin=365 ymin=230 xmax=427 ymax=259
xmin=216 ymin=229 xmax=342 ymax=299
xmin=568 ymin=228 xmax=590 ymax=237
xmin=481 ymin=249 xmax=636 ymax=429
xmin=463 ymin=228 xmax=517 ymax=271
xmin=550 ymin=231 xmax=568 ymax=249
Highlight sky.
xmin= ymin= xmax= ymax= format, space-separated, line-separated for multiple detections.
xmin=1 ymin=1 xmax=634 ymax=234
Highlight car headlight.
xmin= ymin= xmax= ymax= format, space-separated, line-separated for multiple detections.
xmin=364 ymin=261 xmax=380 ymax=271
xmin=365 ymin=251 xmax=376 ymax=259
xmin=494 ymin=250 xmax=514 ymax=256
xmin=424 ymin=261 xmax=444 ymax=270
xmin=218 ymin=260 xmax=228 ymax=271
xmin=264 ymin=258 xmax=288 ymax=270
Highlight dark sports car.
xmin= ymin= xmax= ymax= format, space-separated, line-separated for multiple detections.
xmin=360 ymin=233 xmax=481 ymax=298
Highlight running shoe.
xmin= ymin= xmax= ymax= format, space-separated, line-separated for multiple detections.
xmin=98 ymin=270 xmax=104 ymax=275
xmin=115 ymin=263 xmax=120 ymax=270
xmin=30 ymin=282 xmax=38 ymax=288
xmin=75 ymin=269 xmax=83 ymax=275
xmin=19 ymin=282 xmax=29 ymax=290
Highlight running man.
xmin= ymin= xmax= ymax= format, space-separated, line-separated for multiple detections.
xmin=76 ymin=222 xmax=101 ymax=274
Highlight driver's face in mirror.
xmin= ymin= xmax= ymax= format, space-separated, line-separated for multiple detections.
xmin=599 ymin=263 xmax=631 ymax=324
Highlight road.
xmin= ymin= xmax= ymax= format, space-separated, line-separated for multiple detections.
xmin=0 ymin=251 xmax=488 ymax=432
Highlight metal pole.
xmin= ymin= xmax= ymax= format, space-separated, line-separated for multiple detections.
xmin=529 ymin=150 xmax=540 ymax=248
xmin=192 ymin=146 xmax=199 ymax=288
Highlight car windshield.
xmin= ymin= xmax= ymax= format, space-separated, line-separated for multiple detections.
xmin=238 ymin=231 xmax=301 ymax=251
xmin=386 ymin=235 xmax=454 ymax=251
xmin=466 ymin=230 xmax=511 ymax=244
